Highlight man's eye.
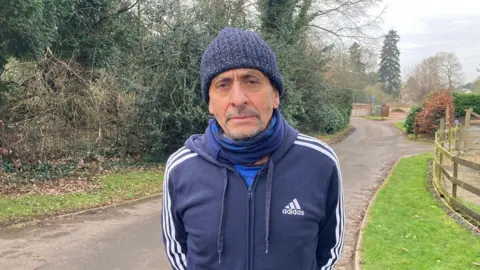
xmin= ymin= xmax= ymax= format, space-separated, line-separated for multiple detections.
xmin=217 ymin=83 xmax=229 ymax=89
xmin=247 ymin=80 xmax=258 ymax=84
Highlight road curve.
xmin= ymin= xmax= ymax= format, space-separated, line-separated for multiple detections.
xmin=0 ymin=117 xmax=432 ymax=270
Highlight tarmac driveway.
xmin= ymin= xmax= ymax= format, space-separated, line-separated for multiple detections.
xmin=0 ymin=117 xmax=433 ymax=270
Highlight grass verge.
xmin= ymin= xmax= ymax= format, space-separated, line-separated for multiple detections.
xmin=393 ymin=121 xmax=406 ymax=132
xmin=0 ymin=170 xmax=163 ymax=227
xmin=363 ymin=115 xmax=388 ymax=121
xmin=362 ymin=153 xmax=480 ymax=270
xmin=392 ymin=121 xmax=434 ymax=144
xmin=318 ymin=125 xmax=354 ymax=145
xmin=407 ymin=134 xmax=435 ymax=144
xmin=460 ymin=198 xmax=480 ymax=215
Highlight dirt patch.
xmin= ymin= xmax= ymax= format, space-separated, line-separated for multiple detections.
xmin=383 ymin=111 xmax=407 ymax=123
xmin=0 ymin=177 xmax=103 ymax=196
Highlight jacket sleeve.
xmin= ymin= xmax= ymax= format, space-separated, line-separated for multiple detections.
xmin=316 ymin=163 xmax=345 ymax=270
xmin=161 ymin=164 xmax=188 ymax=270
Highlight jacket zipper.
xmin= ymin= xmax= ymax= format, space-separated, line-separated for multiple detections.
xmin=247 ymin=185 xmax=253 ymax=270
xmin=247 ymin=173 xmax=260 ymax=270
xmin=235 ymin=170 xmax=260 ymax=270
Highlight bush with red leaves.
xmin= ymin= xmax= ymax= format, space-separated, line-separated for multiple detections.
xmin=414 ymin=90 xmax=454 ymax=136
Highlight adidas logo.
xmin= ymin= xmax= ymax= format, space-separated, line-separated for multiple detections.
xmin=282 ymin=198 xmax=305 ymax=215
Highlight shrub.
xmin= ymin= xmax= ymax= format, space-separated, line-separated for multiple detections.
xmin=404 ymin=104 xmax=422 ymax=134
xmin=320 ymin=105 xmax=345 ymax=134
xmin=453 ymin=92 xmax=480 ymax=117
xmin=414 ymin=90 xmax=454 ymax=136
xmin=324 ymin=87 xmax=353 ymax=129
xmin=332 ymin=88 xmax=353 ymax=115
xmin=338 ymin=107 xmax=350 ymax=127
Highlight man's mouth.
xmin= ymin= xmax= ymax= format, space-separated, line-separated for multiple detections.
xmin=228 ymin=115 xmax=256 ymax=122
xmin=231 ymin=116 xmax=254 ymax=119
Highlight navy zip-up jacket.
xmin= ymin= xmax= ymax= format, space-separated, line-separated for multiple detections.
xmin=161 ymin=122 xmax=345 ymax=270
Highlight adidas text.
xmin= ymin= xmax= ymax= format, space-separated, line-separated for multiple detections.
xmin=282 ymin=209 xmax=305 ymax=215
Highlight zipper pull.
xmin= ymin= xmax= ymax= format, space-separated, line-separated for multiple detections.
xmin=248 ymin=187 xmax=252 ymax=201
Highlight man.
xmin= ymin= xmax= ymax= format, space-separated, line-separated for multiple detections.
xmin=161 ymin=27 xmax=345 ymax=270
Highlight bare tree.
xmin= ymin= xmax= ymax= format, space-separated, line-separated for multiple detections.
xmin=401 ymin=76 xmax=421 ymax=103
xmin=307 ymin=0 xmax=386 ymax=45
xmin=324 ymin=47 xmax=354 ymax=89
xmin=435 ymin=51 xmax=464 ymax=90
xmin=407 ymin=56 xmax=443 ymax=102
xmin=406 ymin=51 xmax=464 ymax=102
xmin=257 ymin=0 xmax=385 ymax=46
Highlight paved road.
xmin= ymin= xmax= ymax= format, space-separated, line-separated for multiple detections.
xmin=0 ymin=117 xmax=433 ymax=270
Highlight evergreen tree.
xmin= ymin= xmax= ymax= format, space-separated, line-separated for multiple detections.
xmin=348 ymin=42 xmax=366 ymax=75
xmin=379 ymin=29 xmax=401 ymax=99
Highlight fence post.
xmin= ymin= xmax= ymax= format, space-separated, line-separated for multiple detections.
xmin=438 ymin=119 xmax=445 ymax=184
xmin=434 ymin=131 xmax=438 ymax=181
xmin=452 ymin=133 xmax=459 ymax=200
xmin=446 ymin=109 xmax=452 ymax=151
xmin=464 ymin=108 xmax=472 ymax=152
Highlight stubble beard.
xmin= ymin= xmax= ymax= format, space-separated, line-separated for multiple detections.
xmin=224 ymin=107 xmax=263 ymax=140
xmin=225 ymin=122 xmax=263 ymax=140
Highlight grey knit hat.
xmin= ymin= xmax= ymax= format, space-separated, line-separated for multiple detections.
xmin=200 ymin=27 xmax=284 ymax=104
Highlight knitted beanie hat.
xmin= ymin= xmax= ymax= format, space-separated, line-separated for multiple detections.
xmin=200 ymin=27 xmax=284 ymax=104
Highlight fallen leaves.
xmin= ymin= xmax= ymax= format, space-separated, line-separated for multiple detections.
xmin=0 ymin=177 xmax=104 ymax=196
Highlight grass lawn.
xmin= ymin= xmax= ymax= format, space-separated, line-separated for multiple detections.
xmin=318 ymin=125 xmax=354 ymax=145
xmin=363 ymin=115 xmax=388 ymax=121
xmin=460 ymin=198 xmax=480 ymax=216
xmin=362 ymin=153 xmax=480 ymax=270
xmin=394 ymin=121 xmax=406 ymax=132
xmin=0 ymin=170 xmax=163 ymax=227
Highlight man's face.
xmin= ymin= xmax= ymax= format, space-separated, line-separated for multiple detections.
xmin=208 ymin=68 xmax=280 ymax=140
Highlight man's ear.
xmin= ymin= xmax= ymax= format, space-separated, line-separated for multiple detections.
xmin=208 ymin=95 xmax=214 ymax=115
xmin=273 ymin=88 xmax=280 ymax=109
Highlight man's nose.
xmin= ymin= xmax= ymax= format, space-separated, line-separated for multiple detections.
xmin=229 ymin=81 xmax=248 ymax=106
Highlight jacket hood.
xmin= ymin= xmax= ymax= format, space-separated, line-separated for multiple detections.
xmin=183 ymin=112 xmax=299 ymax=263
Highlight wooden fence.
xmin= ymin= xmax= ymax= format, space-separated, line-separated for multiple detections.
xmin=433 ymin=117 xmax=480 ymax=224
xmin=463 ymin=108 xmax=480 ymax=153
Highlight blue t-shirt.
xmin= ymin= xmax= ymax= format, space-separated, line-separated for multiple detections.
xmin=234 ymin=164 xmax=262 ymax=187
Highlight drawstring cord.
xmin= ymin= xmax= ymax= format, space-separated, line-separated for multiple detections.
xmin=265 ymin=159 xmax=274 ymax=254
xmin=217 ymin=168 xmax=228 ymax=263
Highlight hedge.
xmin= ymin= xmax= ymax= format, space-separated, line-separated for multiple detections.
xmin=330 ymin=88 xmax=353 ymax=120
xmin=404 ymin=104 xmax=422 ymax=134
xmin=453 ymin=92 xmax=480 ymax=117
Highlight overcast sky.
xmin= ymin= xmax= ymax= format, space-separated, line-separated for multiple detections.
xmin=378 ymin=0 xmax=480 ymax=83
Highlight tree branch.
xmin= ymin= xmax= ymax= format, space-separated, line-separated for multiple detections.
xmin=306 ymin=0 xmax=385 ymax=44
xmin=309 ymin=24 xmax=346 ymax=46
xmin=96 ymin=0 xmax=145 ymax=26
xmin=116 ymin=0 xmax=143 ymax=16
xmin=307 ymin=0 xmax=369 ymax=22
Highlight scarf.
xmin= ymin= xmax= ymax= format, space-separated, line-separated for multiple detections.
xmin=205 ymin=108 xmax=285 ymax=165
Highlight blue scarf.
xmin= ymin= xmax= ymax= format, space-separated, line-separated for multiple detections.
xmin=205 ymin=109 xmax=285 ymax=165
